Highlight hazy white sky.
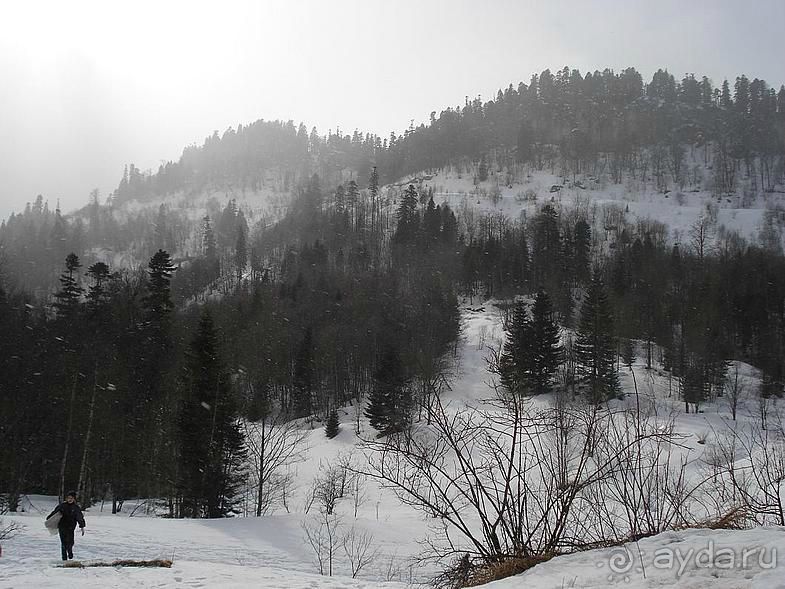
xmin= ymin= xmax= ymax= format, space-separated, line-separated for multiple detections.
xmin=1 ymin=0 xmax=784 ymax=220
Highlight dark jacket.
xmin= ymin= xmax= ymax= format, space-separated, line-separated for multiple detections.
xmin=47 ymin=501 xmax=86 ymax=530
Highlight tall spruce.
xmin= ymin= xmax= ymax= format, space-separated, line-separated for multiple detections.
xmin=394 ymin=185 xmax=420 ymax=244
xmin=500 ymin=299 xmax=533 ymax=395
xmin=325 ymin=406 xmax=340 ymax=439
xmin=501 ymin=292 xmax=562 ymax=396
xmin=575 ymin=270 xmax=619 ymax=403
xmin=144 ymin=250 xmax=177 ymax=319
xmin=53 ymin=253 xmax=84 ymax=319
xmin=365 ymin=344 xmax=410 ymax=436
xmin=176 ymin=310 xmax=246 ymax=518
xmin=529 ymin=290 xmax=563 ymax=394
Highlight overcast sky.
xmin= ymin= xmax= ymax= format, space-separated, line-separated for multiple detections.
xmin=1 ymin=0 xmax=784 ymax=220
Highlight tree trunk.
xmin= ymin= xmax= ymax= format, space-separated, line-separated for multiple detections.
xmin=78 ymin=363 xmax=99 ymax=502
xmin=255 ymin=416 xmax=266 ymax=517
xmin=59 ymin=372 xmax=79 ymax=502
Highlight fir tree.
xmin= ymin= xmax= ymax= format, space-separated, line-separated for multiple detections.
xmin=531 ymin=204 xmax=561 ymax=288
xmin=144 ymin=250 xmax=177 ymax=318
xmin=423 ymin=196 xmax=441 ymax=248
xmin=575 ymin=270 xmax=619 ymax=403
xmin=500 ymin=299 xmax=533 ymax=395
xmin=365 ymin=345 xmax=410 ymax=436
xmin=573 ymin=219 xmax=591 ymax=285
xmin=325 ymin=406 xmax=340 ymax=439
xmin=53 ymin=253 xmax=84 ymax=319
xmin=176 ymin=310 xmax=246 ymax=518
xmin=394 ymin=185 xmax=419 ymax=244
xmin=85 ymin=262 xmax=111 ymax=311
xmin=529 ymin=290 xmax=563 ymax=394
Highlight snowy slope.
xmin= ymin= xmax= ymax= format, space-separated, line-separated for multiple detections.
xmin=408 ymin=161 xmax=784 ymax=251
xmin=486 ymin=527 xmax=785 ymax=589
xmin=2 ymin=303 xmax=783 ymax=588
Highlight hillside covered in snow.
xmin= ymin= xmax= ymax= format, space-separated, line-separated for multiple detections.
xmin=2 ymin=64 xmax=785 ymax=588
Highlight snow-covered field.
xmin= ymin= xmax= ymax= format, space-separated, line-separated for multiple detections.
xmin=2 ymin=304 xmax=783 ymax=588
xmin=0 ymin=496 xmax=414 ymax=588
xmin=487 ymin=527 xmax=785 ymax=589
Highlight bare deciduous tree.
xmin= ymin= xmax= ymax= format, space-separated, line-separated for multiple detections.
xmin=724 ymin=362 xmax=748 ymax=421
xmin=301 ymin=510 xmax=343 ymax=576
xmin=244 ymin=413 xmax=308 ymax=516
xmin=343 ymin=526 xmax=379 ymax=578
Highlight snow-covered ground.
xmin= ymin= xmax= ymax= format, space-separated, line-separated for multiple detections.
xmin=0 ymin=495 xmax=414 ymax=588
xmin=2 ymin=303 xmax=783 ymax=588
xmin=487 ymin=527 xmax=785 ymax=589
xmin=408 ymin=161 xmax=784 ymax=252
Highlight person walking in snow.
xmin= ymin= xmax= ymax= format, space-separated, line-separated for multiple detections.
xmin=46 ymin=490 xmax=86 ymax=561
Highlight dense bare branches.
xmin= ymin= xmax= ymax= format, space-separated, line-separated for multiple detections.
xmin=359 ymin=389 xmax=682 ymax=565
xmin=710 ymin=414 xmax=785 ymax=526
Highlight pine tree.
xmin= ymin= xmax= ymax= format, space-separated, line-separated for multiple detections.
xmin=364 ymin=384 xmax=391 ymax=435
xmin=440 ymin=204 xmax=458 ymax=244
xmin=394 ymin=185 xmax=419 ymax=244
xmin=720 ymin=79 xmax=732 ymax=108
xmin=85 ymin=262 xmax=111 ymax=311
xmin=682 ymin=359 xmax=708 ymax=412
xmin=144 ymin=250 xmax=177 ymax=318
xmin=500 ymin=299 xmax=533 ymax=395
xmin=575 ymin=270 xmax=619 ymax=403
xmin=573 ymin=220 xmax=591 ymax=285
xmin=176 ymin=310 xmax=246 ymax=518
xmin=325 ymin=406 xmax=340 ymax=439
xmin=531 ymin=204 xmax=560 ymax=288
xmin=53 ymin=253 xmax=84 ymax=319
xmin=529 ymin=290 xmax=563 ymax=394
xmin=365 ymin=345 xmax=410 ymax=436
xmin=423 ymin=196 xmax=441 ymax=248
xmin=346 ymin=180 xmax=360 ymax=229
xmin=217 ymin=199 xmax=238 ymax=247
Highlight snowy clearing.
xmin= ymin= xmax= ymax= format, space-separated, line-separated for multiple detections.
xmin=2 ymin=303 xmax=783 ymax=588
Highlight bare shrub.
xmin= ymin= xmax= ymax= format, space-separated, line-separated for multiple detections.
xmin=0 ymin=518 xmax=22 ymax=542
xmin=301 ymin=510 xmax=343 ymax=576
xmin=307 ymin=453 xmax=356 ymax=516
xmin=342 ymin=526 xmax=379 ymax=578
xmin=710 ymin=420 xmax=785 ymax=526
xmin=359 ymin=390 xmax=677 ymax=567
